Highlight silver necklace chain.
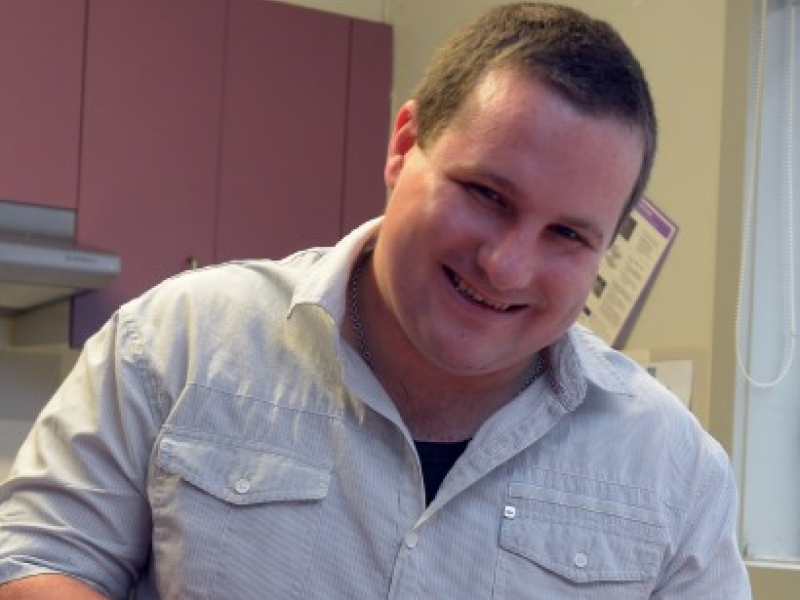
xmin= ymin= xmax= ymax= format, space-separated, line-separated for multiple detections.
xmin=348 ymin=253 xmax=546 ymax=393
xmin=349 ymin=253 xmax=374 ymax=371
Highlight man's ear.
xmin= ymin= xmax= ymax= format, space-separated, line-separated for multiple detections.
xmin=385 ymin=101 xmax=418 ymax=189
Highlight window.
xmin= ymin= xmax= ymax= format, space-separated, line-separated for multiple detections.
xmin=736 ymin=0 xmax=799 ymax=563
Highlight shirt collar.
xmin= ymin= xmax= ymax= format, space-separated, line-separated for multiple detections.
xmin=546 ymin=325 xmax=634 ymax=410
xmin=288 ymin=217 xmax=382 ymax=325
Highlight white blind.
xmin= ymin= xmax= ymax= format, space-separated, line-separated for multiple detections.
xmin=737 ymin=0 xmax=800 ymax=562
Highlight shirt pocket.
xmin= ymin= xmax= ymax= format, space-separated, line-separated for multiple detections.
xmin=150 ymin=431 xmax=331 ymax=600
xmin=495 ymin=481 xmax=664 ymax=599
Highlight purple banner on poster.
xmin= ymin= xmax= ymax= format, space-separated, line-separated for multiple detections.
xmin=636 ymin=199 xmax=675 ymax=238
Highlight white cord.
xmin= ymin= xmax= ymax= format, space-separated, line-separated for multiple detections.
xmin=735 ymin=0 xmax=797 ymax=388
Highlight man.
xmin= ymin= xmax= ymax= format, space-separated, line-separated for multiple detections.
xmin=0 ymin=3 xmax=751 ymax=598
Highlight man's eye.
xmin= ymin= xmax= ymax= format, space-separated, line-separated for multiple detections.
xmin=469 ymin=183 xmax=503 ymax=206
xmin=549 ymin=224 xmax=584 ymax=244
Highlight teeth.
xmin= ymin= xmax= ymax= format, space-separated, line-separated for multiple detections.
xmin=453 ymin=275 xmax=509 ymax=311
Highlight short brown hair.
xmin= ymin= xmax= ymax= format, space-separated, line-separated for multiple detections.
xmin=412 ymin=2 xmax=657 ymax=224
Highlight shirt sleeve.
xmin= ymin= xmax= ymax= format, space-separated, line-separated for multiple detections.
xmin=653 ymin=442 xmax=752 ymax=599
xmin=0 ymin=309 xmax=160 ymax=600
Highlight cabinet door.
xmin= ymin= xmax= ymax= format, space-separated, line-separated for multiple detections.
xmin=214 ymin=0 xmax=351 ymax=262
xmin=341 ymin=19 xmax=392 ymax=235
xmin=71 ymin=0 xmax=227 ymax=346
xmin=0 ymin=0 xmax=85 ymax=210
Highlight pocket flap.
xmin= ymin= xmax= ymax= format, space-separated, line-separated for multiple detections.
xmin=500 ymin=483 xmax=663 ymax=584
xmin=156 ymin=432 xmax=331 ymax=506
xmin=500 ymin=517 xmax=660 ymax=583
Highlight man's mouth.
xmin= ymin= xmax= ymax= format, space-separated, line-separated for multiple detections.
xmin=447 ymin=269 xmax=515 ymax=312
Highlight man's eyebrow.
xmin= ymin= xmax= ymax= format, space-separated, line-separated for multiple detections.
xmin=451 ymin=163 xmax=521 ymax=196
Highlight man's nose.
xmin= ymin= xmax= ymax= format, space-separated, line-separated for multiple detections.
xmin=478 ymin=229 xmax=540 ymax=291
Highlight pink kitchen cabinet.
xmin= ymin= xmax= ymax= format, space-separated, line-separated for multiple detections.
xmin=70 ymin=0 xmax=392 ymax=346
xmin=0 ymin=0 xmax=85 ymax=210
xmin=71 ymin=0 xmax=227 ymax=346
xmin=215 ymin=0 xmax=392 ymax=262
xmin=214 ymin=0 xmax=351 ymax=261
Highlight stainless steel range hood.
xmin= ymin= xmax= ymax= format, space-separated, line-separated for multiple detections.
xmin=0 ymin=200 xmax=120 ymax=315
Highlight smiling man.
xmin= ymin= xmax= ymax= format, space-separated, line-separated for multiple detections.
xmin=0 ymin=3 xmax=751 ymax=599
xmin=364 ymin=67 xmax=643 ymax=443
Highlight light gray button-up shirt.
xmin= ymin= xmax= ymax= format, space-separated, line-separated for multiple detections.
xmin=0 ymin=219 xmax=751 ymax=599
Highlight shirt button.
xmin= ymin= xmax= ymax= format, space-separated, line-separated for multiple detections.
xmin=405 ymin=532 xmax=419 ymax=549
xmin=234 ymin=478 xmax=251 ymax=494
xmin=503 ymin=505 xmax=516 ymax=519
xmin=573 ymin=551 xmax=589 ymax=568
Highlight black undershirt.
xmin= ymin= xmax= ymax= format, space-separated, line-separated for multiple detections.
xmin=414 ymin=439 xmax=471 ymax=505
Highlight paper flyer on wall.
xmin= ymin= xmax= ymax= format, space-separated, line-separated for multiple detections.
xmin=579 ymin=198 xmax=677 ymax=348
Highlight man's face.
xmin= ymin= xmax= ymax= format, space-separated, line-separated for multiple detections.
xmin=372 ymin=68 xmax=643 ymax=380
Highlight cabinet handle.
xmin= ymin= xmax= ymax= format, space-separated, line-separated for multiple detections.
xmin=186 ymin=256 xmax=199 ymax=269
